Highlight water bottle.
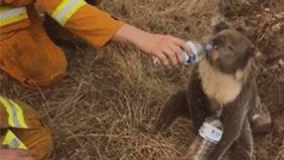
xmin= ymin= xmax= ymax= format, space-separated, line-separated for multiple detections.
xmin=181 ymin=41 xmax=213 ymax=65
xmin=185 ymin=109 xmax=224 ymax=160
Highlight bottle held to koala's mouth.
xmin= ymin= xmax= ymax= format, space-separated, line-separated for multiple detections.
xmin=181 ymin=41 xmax=213 ymax=65
xmin=185 ymin=110 xmax=223 ymax=160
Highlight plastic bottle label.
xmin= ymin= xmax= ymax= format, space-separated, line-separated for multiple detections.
xmin=198 ymin=122 xmax=223 ymax=144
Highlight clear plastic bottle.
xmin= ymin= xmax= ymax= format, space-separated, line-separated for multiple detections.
xmin=181 ymin=41 xmax=213 ymax=65
xmin=185 ymin=109 xmax=224 ymax=160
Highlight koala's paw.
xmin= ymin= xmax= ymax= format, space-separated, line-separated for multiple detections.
xmin=250 ymin=99 xmax=272 ymax=135
xmin=251 ymin=113 xmax=272 ymax=135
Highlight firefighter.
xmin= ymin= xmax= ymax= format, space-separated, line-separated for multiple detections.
xmin=0 ymin=0 xmax=192 ymax=89
xmin=0 ymin=95 xmax=53 ymax=160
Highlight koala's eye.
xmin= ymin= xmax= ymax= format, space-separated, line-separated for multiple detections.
xmin=212 ymin=41 xmax=218 ymax=49
xmin=228 ymin=46 xmax=234 ymax=51
xmin=213 ymin=44 xmax=219 ymax=50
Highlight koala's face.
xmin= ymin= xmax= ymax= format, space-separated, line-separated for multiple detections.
xmin=206 ymin=29 xmax=255 ymax=74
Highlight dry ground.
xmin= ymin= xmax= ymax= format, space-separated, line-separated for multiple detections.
xmin=1 ymin=0 xmax=284 ymax=159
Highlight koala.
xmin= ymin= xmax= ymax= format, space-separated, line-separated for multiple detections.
xmin=139 ymin=22 xmax=272 ymax=160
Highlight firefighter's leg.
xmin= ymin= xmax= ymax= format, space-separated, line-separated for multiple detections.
xmin=10 ymin=126 xmax=53 ymax=160
xmin=0 ymin=98 xmax=54 ymax=160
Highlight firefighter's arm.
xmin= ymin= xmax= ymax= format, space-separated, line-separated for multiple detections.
xmin=37 ymin=0 xmax=191 ymax=67
xmin=0 ymin=0 xmax=35 ymax=6
xmin=37 ymin=1 xmax=124 ymax=48
xmin=112 ymin=24 xmax=192 ymax=67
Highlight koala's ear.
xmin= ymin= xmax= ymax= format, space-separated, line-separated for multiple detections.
xmin=213 ymin=21 xmax=230 ymax=33
xmin=235 ymin=25 xmax=248 ymax=35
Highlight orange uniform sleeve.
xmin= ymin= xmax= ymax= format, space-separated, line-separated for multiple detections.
xmin=0 ymin=0 xmax=35 ymax=6
xmin=65 ymin=5 xmax=125 ymax=48
xmin=37 ymin=1 xmax=125 ymax=49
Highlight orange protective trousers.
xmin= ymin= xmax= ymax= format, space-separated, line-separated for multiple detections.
xmin=0 ymin=97 xmax=53 ymax=160
xmin=0 ymin=0 xmax=125 ymax=89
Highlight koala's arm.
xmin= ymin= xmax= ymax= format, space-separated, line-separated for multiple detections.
xmin=229 ymin=82 xmax=256 ymax=159
xmin=187 ymin=67 xmax=210 ymax=134
xmin=140 ymin=67 xmax=207 ymax=135
xmin=150 ymin=90 xmax=190 ymax=134
xmin=230 ymin=117 xmax=254 ymax=160
xmin=209 ymin=105 xmax=247 ymax=160
xmin=247 ymin=81 xmax=272 ymax=135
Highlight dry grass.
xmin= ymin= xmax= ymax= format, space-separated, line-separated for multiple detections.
xmin=1 ymin=0 xmax=283 ymax=160
xmin=99 ymin=0 xmax=220 ymax=40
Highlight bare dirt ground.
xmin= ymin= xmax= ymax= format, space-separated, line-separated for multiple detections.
xmin=1 ymin=0 xmax=283 ymax=159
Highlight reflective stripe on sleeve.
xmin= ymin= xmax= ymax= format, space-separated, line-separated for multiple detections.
xmin=51 ymin=0 xmax=87 ymax=26
xmin=0 ymin=6 xmax=28 ymax=26
xmin=2 ymin=130 xmax=28 ymax=150
xmin=0 ymin=96 xmax=28 ymax=129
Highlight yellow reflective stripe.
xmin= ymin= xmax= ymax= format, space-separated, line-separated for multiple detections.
xmin=51 ymin=0 xmax=87 ymax=26
xmin=0 ymin=6 xmax=28 ymax=26
xmin=0 ymin=96 xmax=28 ymax=129
xmin=0 ymin=13 xmax=28 ymax=26
xmin=2 ymin=130 xmax=28 ymax=150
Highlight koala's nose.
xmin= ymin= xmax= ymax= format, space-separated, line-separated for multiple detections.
xmin=209 ymin=49 xmax=220 ymax=61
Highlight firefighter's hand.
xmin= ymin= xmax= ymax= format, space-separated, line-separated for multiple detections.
xmin=134 ymin=33 xmax=193 ymax=68
xmin=112 ymin=24 xmax=193 ymax=68
xmin=0 ymin=149 xmax=35 ymax=160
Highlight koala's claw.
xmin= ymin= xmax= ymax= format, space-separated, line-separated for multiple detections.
xmin=249 ymin=97 xmax=272 ymax=135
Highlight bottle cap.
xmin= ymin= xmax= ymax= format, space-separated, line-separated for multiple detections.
xmin=215 ymin=109 xmax=223 ymax=117
xmin=202 ymin=42 xmax=213 ymax=55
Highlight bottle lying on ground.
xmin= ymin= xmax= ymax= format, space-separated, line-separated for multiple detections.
xmin=185 ymin=109 xmax=224 ymax=160
xmin=181 ymin=41 xmax=213 ymax=65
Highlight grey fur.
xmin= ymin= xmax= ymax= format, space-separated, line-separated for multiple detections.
xmin=139 ymin=25 xmax=272 ymax=160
